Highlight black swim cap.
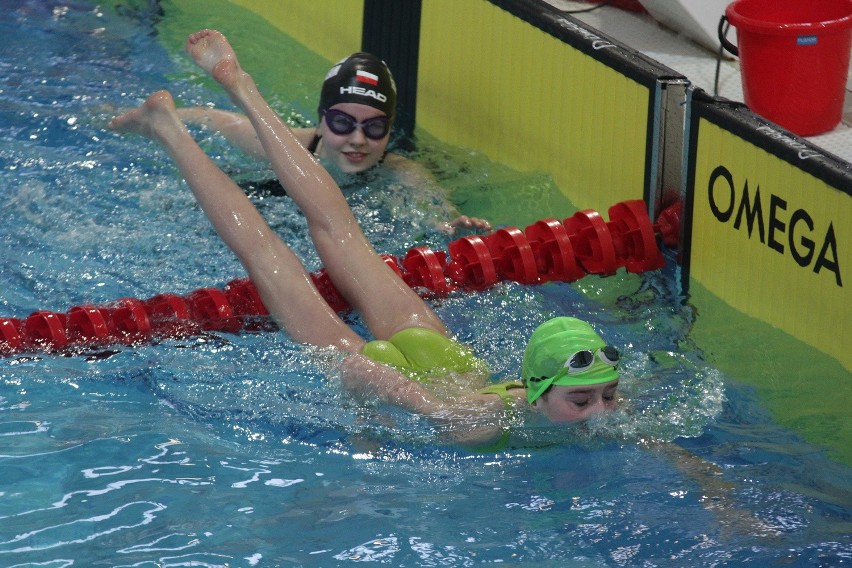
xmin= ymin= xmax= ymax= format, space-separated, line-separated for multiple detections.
xmin=318 ymin=53 xmax=397 ymax=120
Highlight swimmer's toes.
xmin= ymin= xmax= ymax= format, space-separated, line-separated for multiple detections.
xmin=186 ymin=29 xmax=236 ymax=78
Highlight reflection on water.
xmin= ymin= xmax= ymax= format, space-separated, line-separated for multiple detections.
xmin=0 ymin=1 xmax=850 ymax=566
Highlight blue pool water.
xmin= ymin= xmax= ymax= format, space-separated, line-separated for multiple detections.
xmin=1 ymin=2 xmax=850 ymax=566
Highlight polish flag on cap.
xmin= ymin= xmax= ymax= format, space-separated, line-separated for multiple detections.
xmin=356 ymin=70 xmax=379 ymax=86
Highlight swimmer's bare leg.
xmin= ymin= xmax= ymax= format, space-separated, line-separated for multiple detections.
xmin=109 ymin=91 xmax=364 ymax=352
xmin=186 ymin=29 xmax=447 ymax=339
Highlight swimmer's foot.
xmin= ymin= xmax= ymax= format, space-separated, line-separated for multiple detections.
xmin=186 ymin=29 xmax=245 ymax=93
xmin=108 ymin=90 xmax=184 ymax=143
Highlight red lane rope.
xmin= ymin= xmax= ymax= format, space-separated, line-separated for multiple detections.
xmin=1 ymin=199 xmax=677 ymax=357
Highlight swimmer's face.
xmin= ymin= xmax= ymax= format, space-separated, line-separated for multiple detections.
xmin=317 ymin=102 xmax=391 ymax=173
xmin=531 ymin=379 xmax=619 ymax=423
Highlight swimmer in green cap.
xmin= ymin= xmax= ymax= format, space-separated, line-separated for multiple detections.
xmin=174 ymin=37 xmax=490 ymax=234
xmin=521 ymin=316 xmax=621 ymax=420
xmin=110 ymin=30 xmax=617 ymax=448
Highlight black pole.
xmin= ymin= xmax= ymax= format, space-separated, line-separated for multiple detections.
xmin=361 ymin=0 xmax=422 ymax=139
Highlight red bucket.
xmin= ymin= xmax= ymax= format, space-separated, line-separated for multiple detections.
xmin=720 ymin=0 xmax=852 ymax=136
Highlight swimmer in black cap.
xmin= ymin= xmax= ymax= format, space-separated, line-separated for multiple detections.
xmin=175 ymin=51 xmax=396 ymax=174
xmin=175 ymin=40 xmax=490 ymax=233
xmin=305 ymin=52 xmax=397 ymax=173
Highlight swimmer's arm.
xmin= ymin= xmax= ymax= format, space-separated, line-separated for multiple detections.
xmin=339 ymin=354 xmax=445 ymax=415
xmin=382 ymin=154 xmax=492 ymax=235
xmin=339 ymin=354 xmax=505 ymax=446
xmin=176 ymin=107 xmax=316 ymax=161
xmin=648 ymin=441 xmax=779 ymax=538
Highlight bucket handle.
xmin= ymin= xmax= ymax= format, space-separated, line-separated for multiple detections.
xmin=718 ymin=15 xmax=738 ymax=57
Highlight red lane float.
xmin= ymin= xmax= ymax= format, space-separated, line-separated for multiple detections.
xmin=525 ymin=218 xmax=586 ymax=283
xmin=653 ymin=200 xmax=682 ymax=248
xmin=0 ymin=199 xmax=674 ymax=356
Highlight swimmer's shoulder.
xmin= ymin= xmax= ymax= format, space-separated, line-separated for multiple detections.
xmin=381 ymin=152 xmax=409 ymax=167
xmin=474 ymin=381 xmax=527 ymax=410
xmin=290 ymin=127 xmax=318 ymax=150
xmin=449 ymin=385 xmax=527 ymax=449
xmin=382 ymin=152 xmax=436 ymax=185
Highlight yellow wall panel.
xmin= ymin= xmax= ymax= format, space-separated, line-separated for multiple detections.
xmin=418 ymin=0 xmax=650 ymax=214
xmin=229 ymin=0 xmax=363 ymax=63
xmin=689 ymin=119 xmax=849 ymax=369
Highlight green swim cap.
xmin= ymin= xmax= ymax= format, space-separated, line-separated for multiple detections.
xmin=522 ymin=317 xmax=620 ymax=404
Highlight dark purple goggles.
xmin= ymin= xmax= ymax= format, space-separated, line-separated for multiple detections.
xmin=321 ymin=108 xmax=390 ymax=140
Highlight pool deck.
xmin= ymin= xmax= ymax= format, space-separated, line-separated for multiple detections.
xmin=545 ymin=0 xmax=852 ymax=165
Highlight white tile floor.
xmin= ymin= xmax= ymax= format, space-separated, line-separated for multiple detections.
xmin=544 ymin=0 xmax=852 ymax=164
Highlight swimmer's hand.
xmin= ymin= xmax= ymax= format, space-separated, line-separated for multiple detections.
xmin=438 ymin=215 xmax=493 ymax=235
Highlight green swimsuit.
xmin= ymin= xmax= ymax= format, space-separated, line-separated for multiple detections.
xmin=361 ymin=327 xmax=486 ymax=383
xmin=361 ymin=328 xmax=525 ymax=451
xmin=360 ymin=328 xmax=523 ymax=404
